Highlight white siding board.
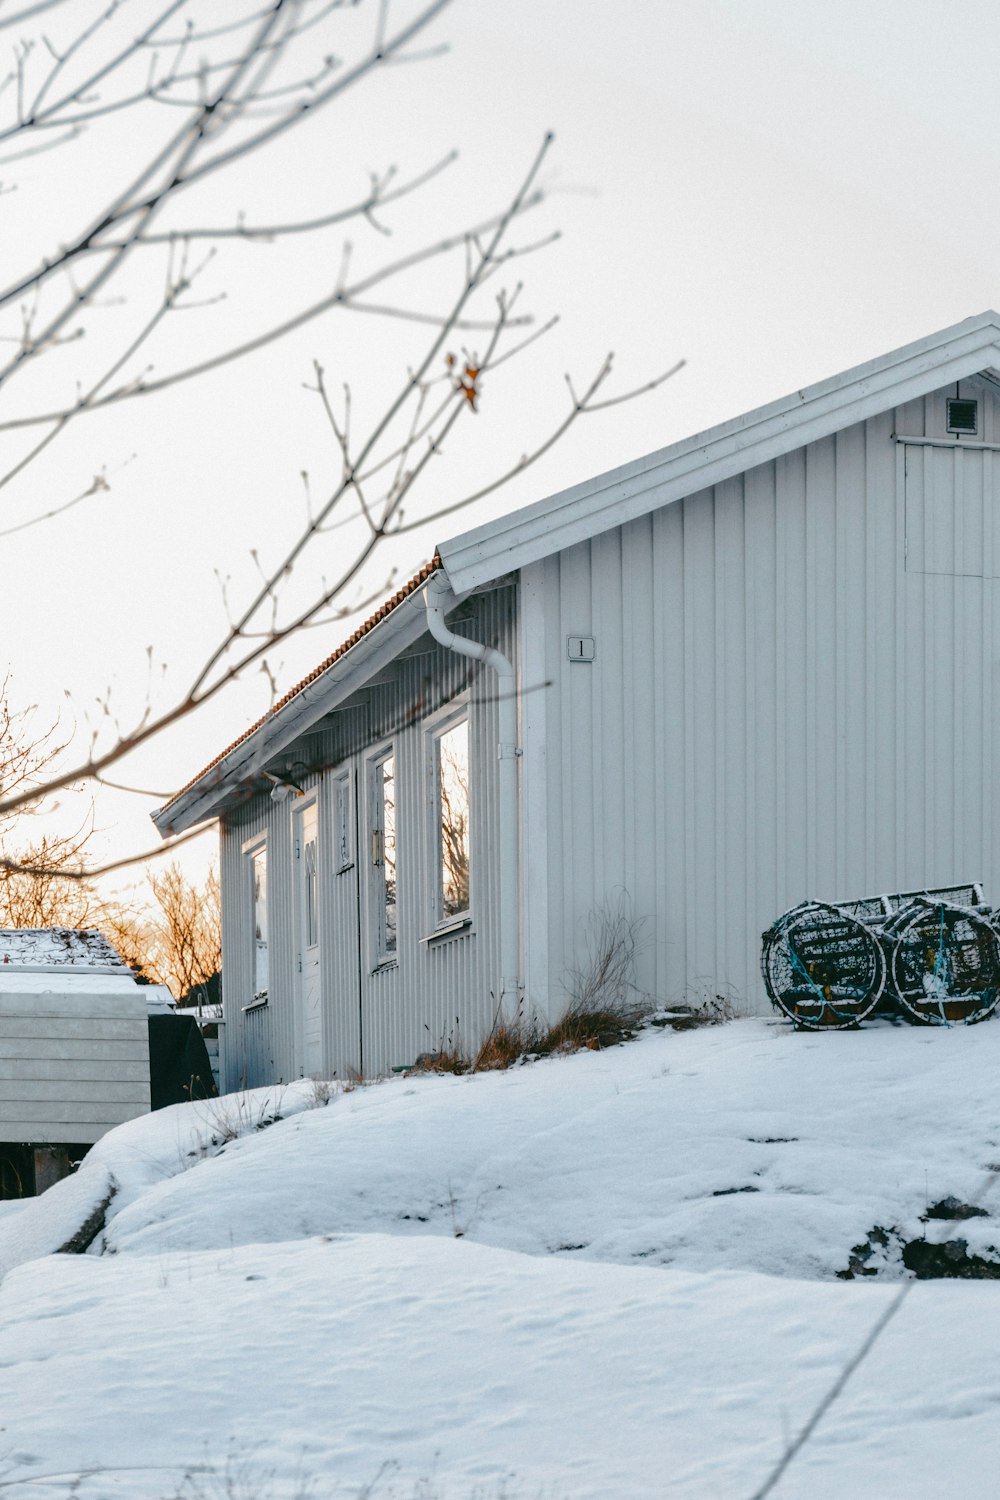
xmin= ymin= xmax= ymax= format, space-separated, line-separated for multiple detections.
xmin=541 ymin=555 xmax=565 ymax=1004
xmin=559 ymin=544 xmax=595 ymax=983
xmin=894 ymin=430 xmax=909 ymax=880
xmin=2 ymin=1079 xmax=148 ymax=1104
xmin=781 ymin=448 xmax=809 ymax=904
xmin=652 ymin=503 xmax=684 ymax=1000
xmin=0 ymin=1058 xmax=149 ymax=1082
xmin=621 ymin=516 xmax=657 ymax=989
xmin=0 ymin=993 xmax=145 ymax=1020
xmin=0 ymin=1038 xmax=148 ymax=1062
xmin=983 ymin=449 xmax=996 ymax=898
xmin=0 ymin=1100 xmax=144 ymax=1125
xmin=1 ymin=1121 xmax=130 ymax=1145
xmin=519 ymin=561 xmax=551 ymax=1016
xmin=592 ymin=528 xmax=622 ymax=899
xmin=745 ymin=463 xmax=775 ymax=943
xmin=0 ymin=1017 xmax=145 ymax=1041
xmin=715 ymin=476 xmax=744 ymax=989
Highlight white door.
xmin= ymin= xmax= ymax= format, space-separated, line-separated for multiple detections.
xmin=296 ymin=799 xmax=323 ymax=1075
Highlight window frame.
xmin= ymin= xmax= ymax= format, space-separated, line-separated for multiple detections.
xmin=243 ymin=834 xmax=270 ymax=1011
xmin=367 ymin=743 xmax=398 ymax=967
xmin=295 ymin=793 xmax=320 ymax=955
xmin=332 ymin=768 xmax=353 ymax=875
xmin=425 ymin=698 xmax=472 ymax=936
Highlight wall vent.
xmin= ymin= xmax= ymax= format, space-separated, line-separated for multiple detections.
xmin=947 ymin=398 xmax=978 ymax=435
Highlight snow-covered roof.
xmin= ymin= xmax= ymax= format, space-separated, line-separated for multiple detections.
xmin=155 ymin=310 xmax=1000 ymax=836
xmin=0 ymin=928 xmax=129 ymax=974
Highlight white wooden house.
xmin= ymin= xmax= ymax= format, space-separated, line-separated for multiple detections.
xmin=155 ymin=309 xmax=1000 ymax=1085
xmin=0 ymin=929 xmax=151 ymax=1195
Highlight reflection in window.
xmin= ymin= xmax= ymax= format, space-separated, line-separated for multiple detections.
xmin=304 ymin=836 xmax=318 ymax=949
xmin=375 ymin=753 xmax=396 ymax=956
xmin=335 ymin=775 xmax=352 ymax=870
xmin=437 ymin=718 xmax=470 ymax=920
xmin=251 ymin=844 xmax=268 ymax=1003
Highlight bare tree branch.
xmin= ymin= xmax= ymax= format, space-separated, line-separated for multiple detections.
xmin=0 ymin=189 xmax=545 ymax=435
xmin=0 ymin=4 xmax=681 ymax=890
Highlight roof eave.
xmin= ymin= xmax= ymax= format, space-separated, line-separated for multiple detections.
xmin=153 ymin=584 xmax=441 ymax=837
xmin=438 ymin=311 xmax=1000 ymax=594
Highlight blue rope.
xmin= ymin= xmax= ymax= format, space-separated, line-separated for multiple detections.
xmin=786 ymin=931 xmax=866 ymax=1024
xmin=931 ymin=905 xmax=952 ymax=1027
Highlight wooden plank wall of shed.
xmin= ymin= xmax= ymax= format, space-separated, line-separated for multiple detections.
xmin=219 ymin=585 xmax=514 ymax=1086
xmin=0 ymin=991 xmax=150 ymax=1143
xmin=526 ymin=379 xmax=1000 ymax=1014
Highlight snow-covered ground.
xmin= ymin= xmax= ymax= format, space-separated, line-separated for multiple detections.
xmin=2 ymin=1017 xmax=1000 ymax=1498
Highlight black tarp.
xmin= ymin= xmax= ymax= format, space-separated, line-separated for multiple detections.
xmin=147 ymin=1013 xmax=217 ymax=1109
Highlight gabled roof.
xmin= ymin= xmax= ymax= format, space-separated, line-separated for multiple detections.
xmin=155 ymin=311 xmax=1000 ymax=837
xmin=153 ymin=559 xmax=443 ymax=836
xmin=438 ymin=309 xmax=1000 ymax=593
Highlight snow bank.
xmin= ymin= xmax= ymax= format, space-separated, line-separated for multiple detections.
xmin=2 ymin=1233 xmax=999 ymax=1500
xmin=95 ymin=1019 xmax=1000 ymax=1280
xmin=4 ymin=1018 xmax=1000 ymax=1498
xmin=0 ymin=1079 xmax=321 ymax=1281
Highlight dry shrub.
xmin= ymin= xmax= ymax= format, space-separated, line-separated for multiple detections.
xmin=409 ymin=897 xmax=650 ymax=1075
xmin=535 ymin=1005 xmax=642 ymax=1055
xmin=409 ymin=1018 xmax=536 ymax=1075
xmin=542 ymin=893 xmax=648 ymax=1051
xmin=474 ymin=1017 xmax=537 ymax=1070
xmin=410 ymin=1001 xmax=642 ymax=1075
xmin=409 ymin=1047 xmax=469 ymax=1076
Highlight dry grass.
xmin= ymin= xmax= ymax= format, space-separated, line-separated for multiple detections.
xmin=409 ymin=997 xmax=646 ymax=1077
xmin=410 ymin=896 xmax=651 ymax=1075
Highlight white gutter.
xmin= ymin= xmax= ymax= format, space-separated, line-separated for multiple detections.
xmin=424 ymin=572 xmax=520 ymax=1016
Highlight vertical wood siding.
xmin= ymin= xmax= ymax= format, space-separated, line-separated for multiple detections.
xmin=528 ymin=379 xmax=1000 ymax=1015
xmin=219 ymin=586 xmax=514 ymax=1085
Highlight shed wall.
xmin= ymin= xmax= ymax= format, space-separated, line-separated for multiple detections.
xmin=219 ymin=585 xmax=515 ymax=1085
xmin=527 ymin=380 xmax=1000 ymax=1014
xmin=0 ymin=988 xmax=150 ymax=1144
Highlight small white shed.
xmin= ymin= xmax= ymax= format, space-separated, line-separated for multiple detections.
xmin=0 ymin=928 xmax=151 ymax=1196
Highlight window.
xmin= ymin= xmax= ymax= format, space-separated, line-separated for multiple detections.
xmin=431 ymin=712 xmax=470 ymax=925
xmin=334 ymin=772 xmax=352 ymax=872
xmin=304 ymin=834 xmax=318 ymax=949
xmin=371 ymin=750 xmax=397 ymax=960
xmin=249 ymin=842 xmax=268 ymax=1005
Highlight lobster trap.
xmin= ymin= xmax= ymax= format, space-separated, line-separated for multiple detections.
xmin=761 ymin=884 xmax=1000 ymax=1029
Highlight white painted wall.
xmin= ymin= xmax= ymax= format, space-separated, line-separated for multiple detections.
xmin=0 ymin=976 xmax=150 ymax=1144
xmin=527 ymin=378 xmax=1000 ymax=1015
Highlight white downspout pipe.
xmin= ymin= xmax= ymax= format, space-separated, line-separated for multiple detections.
xmin=424 ymin=571 xmax=519 ymax=1017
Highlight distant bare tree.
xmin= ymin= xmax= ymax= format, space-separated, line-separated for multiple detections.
xmin=439 ymin=730 xmax=469 ymax=916
xmin=0 ymin=682 xmax=99 ymax=924
xmin=99 ymin=900 xmax=157 ymax=979
xmin=100 ymin=861 xmax=221 ymax=998
xmin=148 ymin=861 xmax=221 ymax=1001
xmin=0 ymin=829 xmax=99 ymax=927
xmin=0 ymin=0 xmax=680 ymax=872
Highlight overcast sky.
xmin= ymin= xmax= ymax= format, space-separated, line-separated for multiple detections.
xmin=6 ymin=0 xmax=1000 ymax=901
